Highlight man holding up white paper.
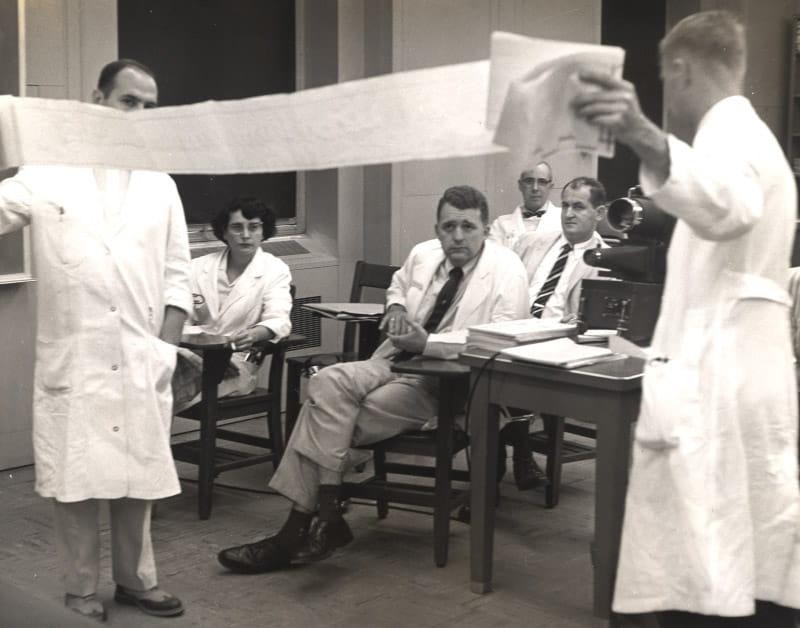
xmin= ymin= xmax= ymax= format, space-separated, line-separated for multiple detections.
xmin=573 ymin=11 xmax=799 ymax=626
xmin=0 ymin=59 xmax=190 ymax=621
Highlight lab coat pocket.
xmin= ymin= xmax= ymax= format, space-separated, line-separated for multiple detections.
xmin=150 ymin=336 xmax=178 ymax=393
xmin=35 ymin=338 xmax=73 ymax=392
xmin=635 ymin=359 xmax=701 ymax=450
xmin=46 ymin=205 xmax=87 ymax=268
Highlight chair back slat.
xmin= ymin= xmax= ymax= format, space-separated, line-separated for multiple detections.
xmin=342 ymin=261 xmax=400 ymax=355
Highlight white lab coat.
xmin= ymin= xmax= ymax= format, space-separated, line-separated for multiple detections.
xmin=613 ymin=97 xmax=800 ymax=615
xmin=0 ymin=166 xmax=192 ymax=502
xmin=488 ymin=201 xmax=562 ymax=249
xmin=379 ymin=239 xmax=530 ymax=360
xmin=175 ymin=247 xmax=292 ymax=407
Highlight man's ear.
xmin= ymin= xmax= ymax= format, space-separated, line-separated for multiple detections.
xmin=91 ymin=89 xmax=104 ymax=105
xmin=595 ymin=205 xmax=607 ymax=223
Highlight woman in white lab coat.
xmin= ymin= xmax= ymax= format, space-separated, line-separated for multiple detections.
xmin=174 ymin=197 xmax=293 ymax=411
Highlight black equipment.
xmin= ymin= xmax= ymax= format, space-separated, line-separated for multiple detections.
xmin=578 ymin=186 xmax=676 ymax=345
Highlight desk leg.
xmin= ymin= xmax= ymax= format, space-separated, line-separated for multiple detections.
xmin=198 ymin=357 xmax=221 ymax=520
xmin=470 ymin=373 xmax=499 ymax=594
xmin=593 ymin=401 xmax=634 ymax=621
xmin=434 ymin=378 xmax=456 ymax=568
xmin=358 ymin=321 xmax=379 ymax=361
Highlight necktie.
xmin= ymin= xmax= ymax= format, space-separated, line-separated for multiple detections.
xmin=522 ymin=208 xmax=546 ymax=219
xmin=393 ymin=266 xmax=464 ymax=361
xmin=530 ymin=243 xmax=572 ymax=318
xmin=423 ymin=266 xmax=464 ymax=332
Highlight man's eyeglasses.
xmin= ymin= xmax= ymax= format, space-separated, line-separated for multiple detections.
xmin=520 ymin=177 xmax=552 ymax=188
xmin=228 ymin=222 xmax=263 ymax=235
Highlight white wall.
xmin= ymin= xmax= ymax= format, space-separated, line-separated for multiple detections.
xmin=389 ymin=0 xmax=602 ymax=263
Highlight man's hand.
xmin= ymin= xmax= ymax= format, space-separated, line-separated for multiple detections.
xmin=380 ymin=304 xmax=410 ymax=336
xmin=230 ymin=326 xmax=274 ymax=352
xmin=572 ymin=70 xmax=670 ymax=183
xmin=388 ymin=320 xmax=428 ymax=355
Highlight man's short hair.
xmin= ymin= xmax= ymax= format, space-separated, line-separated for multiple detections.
xmin=659 ymin=10 xmax=745 ymax=78
xmin=436 ymin=185 xmax=489 ymax=224
xmin=519 ymin=160 xmax=553 ymax=182
xmin=562 ymin=177 xmax=606 ymax=209
xmin=97 ymin=59 xmax=157 ymax=97
xmin=211 ymin=196 xmax=278 ymax=243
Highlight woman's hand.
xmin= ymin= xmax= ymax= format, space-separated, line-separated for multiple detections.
xmin=229 ymin=326 xmax=274 ymax=352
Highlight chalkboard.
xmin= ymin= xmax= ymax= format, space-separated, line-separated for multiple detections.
xmin=118 ymin=0 xmax=297 ymax=224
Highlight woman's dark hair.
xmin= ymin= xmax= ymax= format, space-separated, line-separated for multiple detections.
xmin=211 ymin=196 xmax=277 ymax=243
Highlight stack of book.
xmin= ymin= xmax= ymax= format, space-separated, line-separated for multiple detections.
xmin=466 ymin=318 xmax=577 ymax=352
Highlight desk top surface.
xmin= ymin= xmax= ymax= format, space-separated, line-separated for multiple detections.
xmin=460 ymin=349 xmax=644 ymax=392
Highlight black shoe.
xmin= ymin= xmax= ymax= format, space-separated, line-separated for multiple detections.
xmin=113 ymin=586 xmax=184 ymax=618
xmin=293 ymin=517 xmax=354 ymax=564
xmin=217 ymin=536 xmax=294 ymax=574
xmin=512 ymin=456 xmax=550 ymax=491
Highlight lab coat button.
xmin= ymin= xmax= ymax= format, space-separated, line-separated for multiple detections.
xmin=111 ymin=364 xmax=119 ymax=371
xmin=112 ymin=426 xmax=119 ymax=432
xmin=110 ymin=306 xmax=117 ymax=312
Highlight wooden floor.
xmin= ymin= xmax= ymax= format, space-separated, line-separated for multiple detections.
xmin=0 ymin=421 xmax=648 ymax=628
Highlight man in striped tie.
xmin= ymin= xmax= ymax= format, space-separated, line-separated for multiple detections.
xmin=499 ymin=177 xmax=609 ymax=491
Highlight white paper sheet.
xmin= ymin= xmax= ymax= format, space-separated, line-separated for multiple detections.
xmin=0 ymin=32 xmax=624 ymax=174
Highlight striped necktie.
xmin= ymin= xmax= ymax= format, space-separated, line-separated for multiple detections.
xmin=530 ymin=243 xmax=572 ymax=318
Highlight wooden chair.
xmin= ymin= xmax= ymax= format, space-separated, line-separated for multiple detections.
xmin=529 ymin=414 xmax=596 ymax=508
xmin=285 ymin=260 xmax=399 ymax=438
xmin=342 ymin=358 xmax=471 ymax=568
xmin=172 ymin=329 xmax=305 ymax=520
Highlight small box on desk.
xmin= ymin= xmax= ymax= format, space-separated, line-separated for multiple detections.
xmin=579 ymin=278 xmax=663 ymax=346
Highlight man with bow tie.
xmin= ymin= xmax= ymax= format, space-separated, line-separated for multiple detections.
xmin=488 ymin=161 xmax=562 ymax=249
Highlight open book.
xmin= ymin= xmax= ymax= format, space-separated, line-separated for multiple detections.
xmin=467 ymin=318 xmax=576 ymax=351
xmin=302 ymin=303 xmax=385 ymax=320
xmin=500 ymin=337 xmax=620 ymax=369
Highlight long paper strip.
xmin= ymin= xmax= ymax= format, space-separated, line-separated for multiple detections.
xmin=0 ymin=32 xmax=624 ymax=174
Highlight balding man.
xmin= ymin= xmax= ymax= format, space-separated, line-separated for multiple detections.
xmin=575 ymin=10 xmax=800 ymax=626
xmin=0 ymin=59 xmax=189 ymax=620
xmin=488 ymin=161 xmax=561 ymax=249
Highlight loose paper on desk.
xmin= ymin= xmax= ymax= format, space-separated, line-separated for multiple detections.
xmin=302 ymin=303 xmax=385 ymax=319
xmin=501 ymin=337 xmax=618 ymax=369
xmin=0 ymin=33 xmax=623 ymax=173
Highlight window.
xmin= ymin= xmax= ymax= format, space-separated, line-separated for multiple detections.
xmin=118 ymin=0 xmax=301 ymax=237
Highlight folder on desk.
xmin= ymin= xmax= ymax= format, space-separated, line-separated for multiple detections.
xmin=500 ymin=337 xmax=619 ymax=369
xmin=302 ymin=302 xmax=385 ymax=319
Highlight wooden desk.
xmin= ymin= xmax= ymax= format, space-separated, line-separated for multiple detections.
xmin=461 ymin=349 xmax=643 ymax=623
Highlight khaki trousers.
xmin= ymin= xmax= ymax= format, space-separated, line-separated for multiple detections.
xmin=53 ymin=498 xmax=157 ymax=596
xmin=269 ymin=357 xmax=439 ymax=511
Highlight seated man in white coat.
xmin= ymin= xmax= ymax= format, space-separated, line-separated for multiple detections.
xmin=173 ymin=197 xmax=292 ymax=411
xmin=218 ymin=185 xmax=530 ymax=573
xmin=0 ymin=59 xmax=190 ymax=620
xmin=488 ymin=161 xmax=562 ymax=249
xmin=500 ymin=176 xmax=608 ymax=490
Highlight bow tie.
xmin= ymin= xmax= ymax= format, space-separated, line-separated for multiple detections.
xmin=522 ymin=209 xmax=546 ymax=219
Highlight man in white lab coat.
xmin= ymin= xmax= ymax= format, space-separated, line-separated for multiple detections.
xmin=218 ymin=185 xmax=530 ymax=574
xmin=574 ymin=11 xmax=800 ymax=626
xmin=488 ymin=161 xmax=562 ymax=249
xmin=0 ymin=59 xmax=191 ymax=620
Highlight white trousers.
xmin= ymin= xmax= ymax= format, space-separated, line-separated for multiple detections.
xmin=269 ymin=357 xmax=439 ymax=511
xmin=52 ymin=498 xmax=157 ymax=596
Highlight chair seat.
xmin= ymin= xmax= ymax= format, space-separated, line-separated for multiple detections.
xmin=358 ymin=428 xmax=470 ymax=457
xmin=176 ymin=387 xmax=276 ymax=421
xmin=285 ymin=350 xmax=358 ymax=368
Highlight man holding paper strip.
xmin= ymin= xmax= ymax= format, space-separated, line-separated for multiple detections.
xmin=573 ymin=11 xmax=800 ymax=626
xmin=218 ymin=185 xmax=529 ymax=573
xmin=0 ymin=59 xmax=190 ymax=621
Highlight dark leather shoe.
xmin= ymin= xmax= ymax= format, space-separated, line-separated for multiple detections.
xmin=512 ymin=455 xmax=550 ymax=491
xmin=293 ymin=517 xmax=354 ymax=563
xmin=113 ymin=586 xmax=184 ymax=617
xmin=217 ymin=536 xmax=293 ymax=574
